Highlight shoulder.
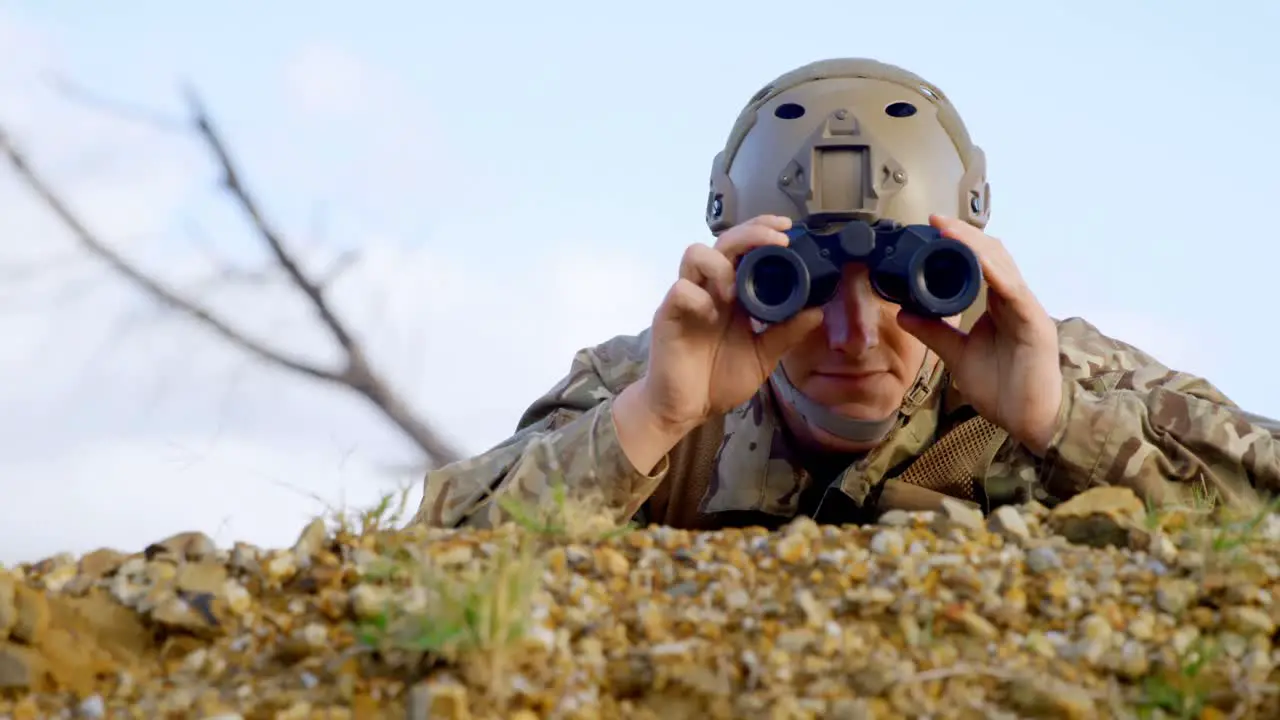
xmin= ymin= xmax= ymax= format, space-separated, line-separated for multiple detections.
xmin=568 ymin=327 xmax=654 ymax=392
xmin=1051 ymin=316 xmax=1163 ymax=381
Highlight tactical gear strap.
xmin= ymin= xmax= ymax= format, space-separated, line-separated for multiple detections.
xmin=893 ymin=412 xmax=1007 ymax=502
xmin=769 ymin=364 xmax=899 ymax=444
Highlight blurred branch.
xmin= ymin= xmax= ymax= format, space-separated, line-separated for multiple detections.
xmin=0 ymin=82 xmax=465 ymax=470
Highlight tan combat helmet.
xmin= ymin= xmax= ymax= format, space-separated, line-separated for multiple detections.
xmin=705 ymin=58 xmax=992 ymax=442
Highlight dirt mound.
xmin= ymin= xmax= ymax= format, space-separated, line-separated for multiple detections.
xmin=3 ymin=487 xmax=1280 ymax=719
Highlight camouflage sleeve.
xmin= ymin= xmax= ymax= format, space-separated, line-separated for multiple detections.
xmin=411 ymin=331 xmax=670 ymax=529
xmin=1036 ymin=317 xmax=1280 ymax=511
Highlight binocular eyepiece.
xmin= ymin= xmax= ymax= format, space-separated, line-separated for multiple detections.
xmin=735 ymin=220 xmax=983 ymax=324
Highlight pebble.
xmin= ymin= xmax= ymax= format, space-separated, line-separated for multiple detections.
xmin=0 ymin=485 xmax=1276 ymax=718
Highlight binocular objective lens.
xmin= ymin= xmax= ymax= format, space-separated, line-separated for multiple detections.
xmin=921 ymin=248 xmax=971 ymax=301
xmin=749 ymin=256 xmax=800 ymax=307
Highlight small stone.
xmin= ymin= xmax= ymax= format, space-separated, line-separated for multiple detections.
xmin=291 ymin=518 xmax=329 ymax=564
xmin=175 ymin=562 xmax=228 ymax=596
xmin=76 ymin=549 xmax=127 ymax=580
xmin=1047 ymin=486 xmax=1145 ymax=548
xmin=596 ymin=547 xmax=630 ymax=577
xmin=1225 ymin=606 xmax=1276 ymax=636
xmin=869 ymin=530 xmax=905 ymax=557
xmin=148 ymin=531 xmax=217 ymax=562
xmin=1006 ymin=676 xmax=1096 ymax=719
xmin=38 ymin=564 xmax=77 ymax=594
xmin=0 ymin=643 xmax=42 ymax=689
xmin=408 ymin=676 xmax=471 ymax=720
xmin=775 ymin=532 xmax=811 ymax=564
xmin=877 ymin=509 xmax=913 ymax=527
xmin=1155 ymin=579 xmax=1198 ymax=615
xmin=76 ymin=694 xmax=105 ymax=718
xmin=937 ymin=498 xmax=985 ymax=533
xmin=9 ymin=586 xmax=48 ymax=645
xmin=264 ymin=552 xmax=298 ymax=582
xmin=1025 ymin=546 xmax=1062 ymax=574
xmin=988 ymin=505 xmax=1031 ymax=543
xmin=228 ymin=543 xmax=262 ymax=573
xmin=951 ymin=608 xmax=998 ymax=639
xmin=151 ymin=594 xmax=226 ymax=638
xmin=349 ymin=585 xmax=391 ymax=620
xmin=0 ymin=573 xmax=15 ymax=638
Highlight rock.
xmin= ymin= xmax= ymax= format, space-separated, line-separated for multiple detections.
xmin=937 ymin=498 xmax=986 ymax=533
xmin=150 ymin=593 xmax=228 ymax=638
xmin=408 ymin=677 xmax=470 ymax=720
xmin=1025 ymin=546 xmax=1062 ymax=574
xmin=1224 ymin=606 xmax=1276 ymax=636
xmin=175 ymin=562 xmax=228 ymax=596
xmin=0 ymin=643 xmax=42 ymax=690
xmin=9 ymin=585 xmax=48 ymax=645
xmin=77 ymin=549 xmax=127 ymax=580
xmin=147 ymin=532 xmax=217 ymax=563
xmin=877 ymin=509 xmax=913 ymax=527
xmin=869 ymin=529 xmax=905 ymax=557
xmin=1005 ymin=676 xmax=1096 ymax=719
xmin=291 ymin=518 xmax=329 ymax=565
xmin=1047 ymin=486 xmax=1146 ymax=548
xmin=988 ymin=505 xmax=1031 ymax=544
xmin=0 ymin=572 xmax=16 ymax=638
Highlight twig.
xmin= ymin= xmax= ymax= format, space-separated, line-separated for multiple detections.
xmin=0 ymin=126 xmax=342 ymax=383
xmin=0 ymin=80 xmax=466 ymax=469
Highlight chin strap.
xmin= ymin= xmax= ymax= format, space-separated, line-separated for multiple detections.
xmin=769 ymin=364 xmax=900 ymax=443
xmin=769 ymin=351 xmax=942 ymax=444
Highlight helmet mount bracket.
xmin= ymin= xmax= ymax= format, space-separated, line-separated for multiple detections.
xmin=778 ymin=108 xmax=907 ymax=227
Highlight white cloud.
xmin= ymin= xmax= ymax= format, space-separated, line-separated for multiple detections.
xmin=0 ymin=16 xmax=668 ymax=563
xmin=280 ymin=44 xmax=372 ymax=116
xmin=0 ymin=231 xmax=665 ymax=564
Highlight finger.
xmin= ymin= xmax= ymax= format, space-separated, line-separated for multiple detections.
xmin=663 ymin=278 xmax=719 ymax=326
xmin=754 ymin=307 xmax=824 ymax=366
xmin=929 ymin=215 xmax=1025 ymax=297
xmin=739 ymin=213 xmax=793 ymax=231
xmin=678 ymin=243 xmax=737 ymax=304
xmin=896 ymin=312 xmax=968 ymax=368
xmin=929 ymin=214 xmax=1044 ymax=324
xmin=712 ymin=218 xmax=792 ymax=264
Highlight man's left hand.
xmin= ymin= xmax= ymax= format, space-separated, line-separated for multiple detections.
xmin=896 ymin=214 xmax=1064 ymax=457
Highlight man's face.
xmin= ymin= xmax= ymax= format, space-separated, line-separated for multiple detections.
xmin=775 ymin=262 xmax=934 ymax=451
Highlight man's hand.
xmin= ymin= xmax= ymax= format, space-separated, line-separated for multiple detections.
xmin=612 ymin=214 xmax=824 ymax=473
xmin=896 ymin=214 xmax=1064 ymax=456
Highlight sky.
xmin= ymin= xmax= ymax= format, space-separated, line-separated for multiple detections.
xmin=1 ymin=1 xmax=1277 ymax=564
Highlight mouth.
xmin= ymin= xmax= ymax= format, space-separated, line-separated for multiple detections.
xmin=813 ymin=369 xmax=887 ymax=380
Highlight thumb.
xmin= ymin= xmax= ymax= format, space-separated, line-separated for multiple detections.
xmin=896 ymin=312 xmax=968 ymax=367
xmin=755 ymin=307 xmax=824 ymax=365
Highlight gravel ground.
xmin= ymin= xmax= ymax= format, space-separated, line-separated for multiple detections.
xmin=2 ymin=485 xmax=1280 ymax=719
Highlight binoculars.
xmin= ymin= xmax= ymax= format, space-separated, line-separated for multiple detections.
xmin=735 ymin=220 xmax=983 ymax=323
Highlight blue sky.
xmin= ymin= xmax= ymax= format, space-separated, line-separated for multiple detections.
xmin=1 ymin=1 xmax=1277 ymax=561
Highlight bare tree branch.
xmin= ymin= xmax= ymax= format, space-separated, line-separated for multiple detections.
xmin=0 ymin=82 xmax=466 ymax=469
xmin=0 ymin=126 xmax=343 ymax=383
xmin=317 ymin=249 xmax=360 ymax=289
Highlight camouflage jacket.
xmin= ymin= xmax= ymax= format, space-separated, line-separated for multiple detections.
xmin=412 ymin=317 xmax=1280 ymax=531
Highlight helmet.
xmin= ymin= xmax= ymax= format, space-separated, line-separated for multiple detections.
xmin=705 ymin=58 xmax=991 ymax=442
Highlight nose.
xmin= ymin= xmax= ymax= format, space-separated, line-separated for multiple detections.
xmin=822 ymin=267 xmax=881 ymax=355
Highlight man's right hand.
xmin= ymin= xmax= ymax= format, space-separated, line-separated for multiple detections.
xmin=612 ymin=215 xmax=825 ymax=473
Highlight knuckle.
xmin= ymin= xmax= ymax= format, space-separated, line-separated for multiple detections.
xmin=681 ymin=243 xmax=712 ymax=268
xmin=667 ymin=278 xmax=699 ymax=305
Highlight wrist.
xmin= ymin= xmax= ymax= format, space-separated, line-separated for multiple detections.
xmin=1023 ymin=377 xmax=1067 ymax=458
xmin=618 ymin=378 xmax=702 ymax=440
xmin=611 ymin=380 xmax=699 ymax=474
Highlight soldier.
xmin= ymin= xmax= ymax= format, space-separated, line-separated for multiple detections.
xmin=413 ymin=58 xmax=1280 ymax=531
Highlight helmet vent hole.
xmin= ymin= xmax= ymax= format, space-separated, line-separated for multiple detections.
xmin=774 ymin=103 xmax=806 ymax=120
xmin=885 ymin=102 xmax=917 ymax=118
